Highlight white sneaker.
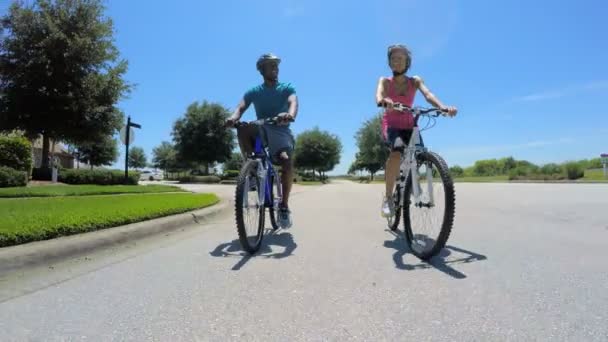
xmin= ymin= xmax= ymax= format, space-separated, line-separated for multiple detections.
xmin=381 ymin=197 xmax=393 ymax=218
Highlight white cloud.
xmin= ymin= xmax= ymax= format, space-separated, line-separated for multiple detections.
xmin=514 ymin=81 xmax=608 ymax=102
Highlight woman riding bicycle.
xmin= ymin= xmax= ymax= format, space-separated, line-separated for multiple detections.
xmin=376 ymin=44 xmax=458 ymax=218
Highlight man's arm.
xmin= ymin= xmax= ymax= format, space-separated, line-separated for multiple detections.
xmin=287 ymin=94 xmax=298 ymax=120
xmin=230 ymin=98 xmax=250 ymax=121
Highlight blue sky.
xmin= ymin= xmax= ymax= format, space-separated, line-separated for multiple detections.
xmin=15 ymin=0 xmax=608 ymax=173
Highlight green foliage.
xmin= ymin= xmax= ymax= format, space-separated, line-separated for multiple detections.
xmin=353 ymin=115 xmax=387 ymax=179
xmin=172 ymin=101 xmax=235 ymax=169
xmin=223 ymin=152 xmax=244 ymax=172
xmin=60 ymin=169 xmax=139 ymax=185
xmin=449 ymin=165 xmax=464 ymax=177
xmin=0 ymin=166 xmax=27 ymax=187
xmin=294 ymin=127 xmax=342 ymax=179
xmin=76 ymin=135 xmax=118 ymax=168
xmin=221 ymin=170 xmax=240 ymax=180
xmin=128 ymin=146 xmax=147 ymax=170
xmin=0 ymin=0 xmax=131 ymax=149
xmin=563 ymin=162 xmax=584 ymax=180
xmin=178 ymin=175 xmax=221 ymax=184
xmin=0 ymin=135 xmax=33 ymax=174
xmin=152 ymin=141 xmax=178 ymax=173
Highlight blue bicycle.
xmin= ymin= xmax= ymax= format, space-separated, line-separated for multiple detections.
xmin=232 ymin=116 xmax=289 ymax=254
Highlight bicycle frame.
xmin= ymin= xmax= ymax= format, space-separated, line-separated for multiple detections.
xmin=395 ymin=116 xmax=436 ymax=208
xmin=244 ymin=132 xmax=282 ymax=210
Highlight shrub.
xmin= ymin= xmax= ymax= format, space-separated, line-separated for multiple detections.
xmin=0 ymin=135 xmax=32 ymax=174
xmin=178 ymin=175 xmax=221 ymax=184
xmin=221 ymin=170 xmax=240 ymax=180
xmin=0 ymin=166 xmax=27 ymax=187
xmin=563 ymin=162 xmax=584 ymax=180
xmin=59 ymin=169 xmax=140 ymax=185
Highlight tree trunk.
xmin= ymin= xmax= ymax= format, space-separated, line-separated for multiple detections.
xmin=41 ymin=134 xmax=50 ymax=169
xmin=370 ymin=171 xmax=375 ymax=181
xmin=90 ymin=164 xmax=94 ymax=170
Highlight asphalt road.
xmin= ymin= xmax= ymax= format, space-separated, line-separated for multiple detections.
xmin=1 ymin=181 xmax=607 ymax=341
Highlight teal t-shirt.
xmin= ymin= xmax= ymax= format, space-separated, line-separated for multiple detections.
xmin=243 ymin=82 xmax=296 ymax=120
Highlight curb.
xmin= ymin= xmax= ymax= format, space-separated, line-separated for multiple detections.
xmin=0 ymin=201 xmax=230 ymax=275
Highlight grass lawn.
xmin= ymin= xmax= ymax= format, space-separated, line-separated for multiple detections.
xmin=0 ymin=184 xmax=184 ymax=198
xmin=0 ymin=193 xmax=218 ymax=247
xmin=584 ymin=169 xmax=608 ymax=181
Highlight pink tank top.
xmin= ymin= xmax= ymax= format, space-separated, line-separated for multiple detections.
xmin=382 ymin=77 xmax=416 ymax=132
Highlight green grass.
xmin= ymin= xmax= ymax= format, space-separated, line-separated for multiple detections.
xmin=584 ymin=169 xmax=608 ymax=181
xmin=0 ymin=193 xmax=218 ymax=247
xmin=0 ymin=184 xmax=184 ymax=198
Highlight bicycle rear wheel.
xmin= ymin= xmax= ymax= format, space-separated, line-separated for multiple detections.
xmin=268 ymin=173 xmax=280 ymax=230
xmin=235 ymin=160 xmax=265 ymax=254
xmin=403 ymin=152 xmax=455 ymax=260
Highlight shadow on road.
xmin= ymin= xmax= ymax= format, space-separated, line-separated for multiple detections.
xmin=383 ymin=230 xmax=487 ymax=279
xmin=209 ymin=229 xmax=297 ymax=270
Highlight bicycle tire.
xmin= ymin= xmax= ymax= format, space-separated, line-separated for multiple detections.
xmin=403 ymin=151 xmax=455 ymax=260
xmin=268 ymin=174 xmax=280 ymax=230
xmin=235 ymin=160 xmax=265 ymax=254
xmin=387 ymin=182 xmax=402 ymax=231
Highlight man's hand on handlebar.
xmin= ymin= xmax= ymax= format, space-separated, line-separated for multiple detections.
xmin=225 ymin=116 xmax=239 ymax=128
xmin=277 ymin=112 xmax=295 ymax=126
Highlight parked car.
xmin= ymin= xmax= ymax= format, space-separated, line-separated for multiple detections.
xmin=139 ymin=170 xmax=163 ymax=181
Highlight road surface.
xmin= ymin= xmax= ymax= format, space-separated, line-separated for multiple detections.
xmin=1 ymin=182 xmax=607 ymax=341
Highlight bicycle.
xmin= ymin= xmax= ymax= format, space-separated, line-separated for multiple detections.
xmin=230 ymin=116 xmax=291 ymax=254
xmin=383 ymin=103 xmax=456 ymax=260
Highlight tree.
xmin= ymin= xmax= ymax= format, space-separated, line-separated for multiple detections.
xmin=223 ymin=152 xmax=244 ymax=171
xmin=294 ymin=127 xmax=342 ymax=180
xmin=128 ymin=146 xmax=146 ymax=170
xmin=0 ymin=0 xmax=131 ymax=169
xmin=76 ymin=135 xmax=118 ymax=169
xmin=449 ymin=165 xmax=464 ymax=177
xmin=353 ymin=114 xmax=388 ymax=180
xmin=152 ymin=141 xmax=177 ymax=176
xmin=172 ymin=101 xmax=234 ymax=173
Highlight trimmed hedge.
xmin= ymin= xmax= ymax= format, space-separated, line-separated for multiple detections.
xmin=0 ymin=135 xmax=32 ymax=173
xmin=0 ymin=166 xmax=27 ymax=188
xmin=564 ymin=162 xmax=584 ymax=180
xmin=221 ymin=170 xmax=240 ymax=180
xmin=59 ymin=169 xmax=140 ymax=185
xmin=178 ymin=175 xmax=221 ymax=184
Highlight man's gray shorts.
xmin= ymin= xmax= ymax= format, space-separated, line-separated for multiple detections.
xmin=259 ymin=124 xmax=295 ymax=163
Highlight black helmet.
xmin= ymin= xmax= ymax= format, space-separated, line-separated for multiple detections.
xmin=387 ymin=44 xmax=412 ymax=72
xmin=256 ymin=53 xmax=281 ymax=72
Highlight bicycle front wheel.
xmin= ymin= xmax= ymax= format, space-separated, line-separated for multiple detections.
xmin=235 ymin=160 xmax=266 ymax=254
xmin=403 ymin=151 xmax=455 ymax=260
xmin=387 ymin=181 xmax=402 ymax=231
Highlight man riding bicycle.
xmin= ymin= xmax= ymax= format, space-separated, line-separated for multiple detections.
xmin=376 ymin=44 xmax=458 ymax=218
xmin=225 ymin=53 xmax=299 ymax=228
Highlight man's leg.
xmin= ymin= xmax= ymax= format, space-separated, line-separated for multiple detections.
xmin=279 ymin=152 xmax=293 ymax=208
xmin=236 ymin=124 xmax=257 ymax=159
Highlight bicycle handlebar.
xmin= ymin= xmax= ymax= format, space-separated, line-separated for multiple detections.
xmin=230 ymin=115 xmax=294 ymax=128
xmin=377 ymin=102 xmax=447 ymax=117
